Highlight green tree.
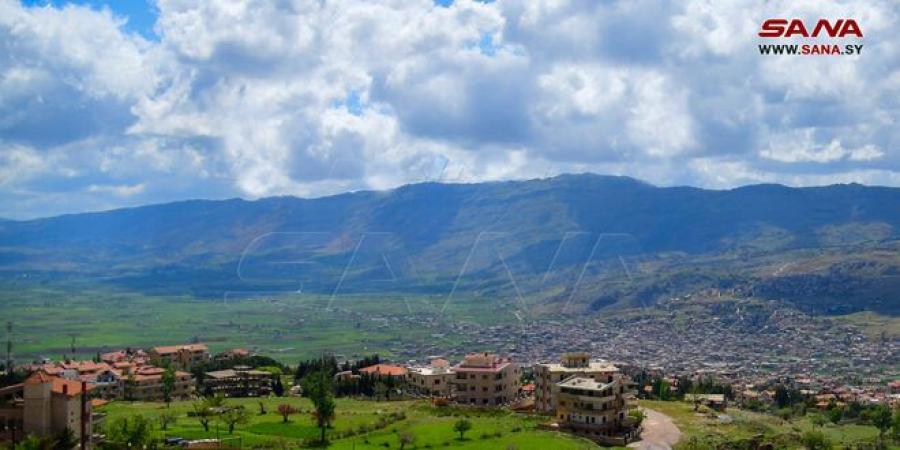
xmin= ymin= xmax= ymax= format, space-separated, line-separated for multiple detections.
xmin=453 ymin=418 xmax=472 ymax=440
xmin=221 ymin=406 xmax=249 ymax=434
xmin=628 ymin=409 xmax=646 ymax=427
xmin=106 ymin=415 xmax=155 ymax=448
xmin=892 ymin=407 xmax=900 ymax=442
xmin=192 ymin=400 xmax=214 ymax=432
xmin=801 ymin=430 xmax=832 ymax=450
xmin=158 ymin=410 xmax=177 ymax=431
xmin=303 ymin=369 xmax=336 ymax=443
xmin=124 ymin=373 xmax=137 ymax=401
xmin=14 ymin=436 xmax=53 ymax=450
xmin=869 ymin=405 xmax=892 ymax=444
xmin=161 ymin=366 xmax=176 ymax=406
xmin=52 ymin=427 xmax=77 ymax=450
xmin=810 ymin=413 xmax=827 ymax=428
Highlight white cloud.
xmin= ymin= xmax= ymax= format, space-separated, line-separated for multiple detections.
xmin=0 ymin=0 xmax=898 ymax=219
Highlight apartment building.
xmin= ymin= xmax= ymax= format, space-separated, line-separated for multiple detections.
xmin=534 ymin=352 xmax=624 ymax=413
xmin=0 ymin=372 xmax=95 ymax=448
xmin=408 ymin=358 xmax=454 ymax=397
xmin=452 ymin=353 xmax=519 ymax=407
xmin=555 ymin=376 xmax=638 ymax=446
xmin=203 ymin=367 xmax=274 ymax=397
xmin=123 ymin=367 xmax=195 ymax=401
xmin=149 ymin=344 xmax=210 ymax=370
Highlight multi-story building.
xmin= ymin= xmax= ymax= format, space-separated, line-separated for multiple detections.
xmin=534 ymin=352 xmax=623 ymax=413
xmin=408 ymin=358 xmax=454 ymax=397
xmin=122 ymin=367 xmax=195 ymax=401
xmin=555 ymin=376 xmax=638 ymax=446
xmin=358 ymin=364 xmax=408 ymax=381
xmin=203 ymin=367 xmax=274 ymax=397
xmin=149 ymin=344 xmax=210 ymax=370
xmin=452 ymin=353 xmax=519 ymax=407
xmin=0 ymin=372 xmax=96 ymax=448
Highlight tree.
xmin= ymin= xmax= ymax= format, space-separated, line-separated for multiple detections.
xmin=801 ymin=430 xmax=832 ymax=450
xmin=161 ymin=366 xmax=176 ymax=406
xmin=106 ymin=415 xmax=155 ymax=448
xmin=14 ymin=436 xmax=53 ymax=450
xmin=192 ymin=400 xmax=214 ymax=432
xmin=398 ymin=431 xmax=416 ymax=450
xmin=52 ymin=427 xmax=77 ymax=450
xmin=303 ymin=369 xmax=336 ymax=443
xmin=272 ymin=377 xmax=285 ymax=397
xmin=453 ymin=418 xmax=472 ymax=440
xmin=277 ymin=403 xmax=298 ymax=423
xmin=222 ymin=406 xmax=249 ymax=434
xmin=869 ymin=405 xmax=892 ymax=443
xmin=892 ymin=407 xmax=900 ymax=443
xmin=124 ymin=373 xmax=137 ymax=401
xmin=628 ymin=409 xmax=646 ymax=427
xmin=810 ymin=413 xmax=827 ymax=428
xmin=159 ymin=410 xmax=177 ymax=431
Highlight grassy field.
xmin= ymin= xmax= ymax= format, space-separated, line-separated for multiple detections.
xmin=837 ymin=310 xmax=900 ymax=340
xmin=0 ymin=281 xmax=527 ymax=363
xmin=639 ymin=400 xmax=897 ymax=449
xmin=98 ymin=397 xmax=603 ymax=449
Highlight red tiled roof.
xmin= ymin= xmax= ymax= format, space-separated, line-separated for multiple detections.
xmin=25 ymin=372 xmax=93 ymax=397
xmin=359 ymin=364 xmax=407 ymax=377
xmin=152 ymin=343 xmax=208 ymax=354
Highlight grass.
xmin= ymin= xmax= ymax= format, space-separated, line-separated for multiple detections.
xmin=98 ymin=397 xmax=604 ymax=449
xmin=0 ymin=281 xmax=518 ymax=363
xmin=837 ymin=310 xmax=900 ymax=340
xmin=639 ymin=399 xmax=898 ymax=449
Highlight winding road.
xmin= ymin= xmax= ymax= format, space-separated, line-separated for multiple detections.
xmin=627 ymin=408 xmax=682 ymax=450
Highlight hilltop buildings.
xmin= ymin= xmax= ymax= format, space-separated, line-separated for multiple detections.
xmin=203 ymin=367 xmax=275 ymax=397
xmin=408 ymin=358 xmax=454 ymax=397
xmin=149 ymin=344 xmax=210 ymax=370
xmin=534 ymin=352 xmax=624 ymax=413
xmin=452 ymin=353 xmax=520 ymax=406
xmin=555 ymin=375 xmax=637 ymax=446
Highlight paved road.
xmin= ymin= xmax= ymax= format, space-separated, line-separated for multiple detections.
xmin=627 ymin=408 xmax=682 ymax=450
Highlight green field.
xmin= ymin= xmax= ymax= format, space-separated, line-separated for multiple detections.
xmin=639 ymin=400 xmax=897 ymax=449
xmin=0 ymin=282 xmax=530 ymax=363
xmin=98 ymin=397 xmax=604 ymax=449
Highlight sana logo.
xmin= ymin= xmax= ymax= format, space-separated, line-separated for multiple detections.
xmin=758 ymin=19 xmax=863 ymax=38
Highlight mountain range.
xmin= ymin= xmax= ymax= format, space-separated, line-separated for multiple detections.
xmin=1 ymin=174 xmax=898 ymax=315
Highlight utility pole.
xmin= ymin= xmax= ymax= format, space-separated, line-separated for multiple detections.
xmin=5 ymin=321 xmax=12 ymax=373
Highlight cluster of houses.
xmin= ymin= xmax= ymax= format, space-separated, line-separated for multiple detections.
xmin=0 ymin=343 xmax=277 ymax=448
xmin=0 ymin=343 xmax=643 ymax=448
xmin=340 ymin=351 xmax=639 ymax=446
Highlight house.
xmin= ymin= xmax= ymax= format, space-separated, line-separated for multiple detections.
xmin=408 ymin=359 xmax=454 ymax=397
xmin=533 ymin=352 xmax=625 ymax=413
xmin=555 ymin=376 xmax=638 ymax=446
xmin=0 ymin=372 xmax=97 ymax=448
xmin=214 ymin=349 xmax=250 ymax=362
xmin=684 ymin=393 xmax=727 ymax=411
xmin=149 ymin=344 xmax=210 ymax=370
xmin=203 ymin=367 xmax=274 ymax=397
xmin=452 ymin=353 xmax=519 ymax=407
xmin=358 ymin=364 xmax=408 ymax=380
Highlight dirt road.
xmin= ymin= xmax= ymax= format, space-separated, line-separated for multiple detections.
xmin=627 ymin=408 xmax=682 ymax=450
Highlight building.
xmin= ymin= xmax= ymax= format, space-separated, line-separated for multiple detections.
xmin=358 ymin=364 xmax=408 ymax=381
xmin=408 ymin=359 xmax=454 ymax=397
xmin=203 ymin=367 xmax=274 ymax=397
xmin=149 ymin=344 xmax=210 ymax=370
xmin=452 ymin=353 xmax=519 ymax=407
xmin=534 ymin=352 xmax=624 ymax=413
xmin=0 ymin=372 xmax=97 ymax=448
xmin=123 ymin=367 xmax=195 ymax=401
xmin=555 ymin=376 xmax=637 ymax=446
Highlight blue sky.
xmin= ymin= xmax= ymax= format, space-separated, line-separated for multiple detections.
xmin=0 ymin=0 xmax=898 ymax=219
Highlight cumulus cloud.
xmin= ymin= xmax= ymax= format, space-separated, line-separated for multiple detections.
xmin=0 ymin=0 xmax=898 ymax=218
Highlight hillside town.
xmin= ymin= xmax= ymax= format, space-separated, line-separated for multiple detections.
xmin=0 ymin=336 xmax=898 ymax=449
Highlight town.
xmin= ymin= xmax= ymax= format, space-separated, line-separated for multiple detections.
xmin=0 ymin=335 xmax=897 ymax=450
